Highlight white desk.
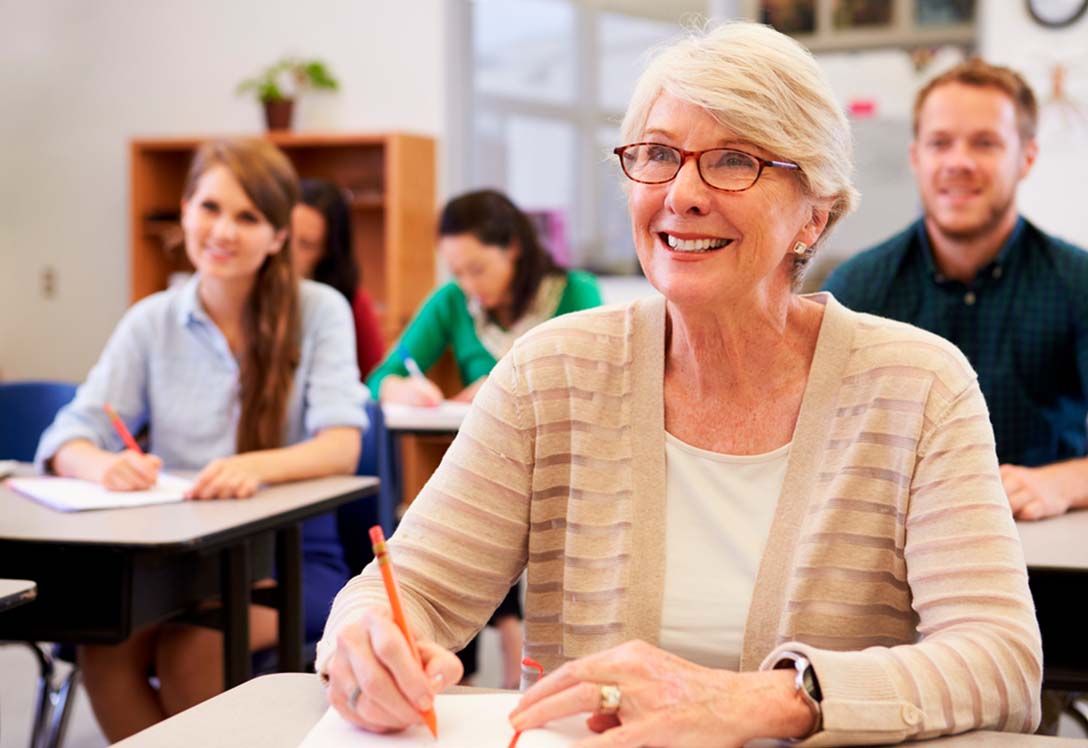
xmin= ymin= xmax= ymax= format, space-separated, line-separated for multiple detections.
xmin=1017 ymin=511 xmax=1088 ymax=572
xmin=114 ymin=673 xmax=1082 ymax=748
xmin=0 ymin=577 xmax=36 ymax=612
xmin=0 ymin=468 xmax=378 ymax=687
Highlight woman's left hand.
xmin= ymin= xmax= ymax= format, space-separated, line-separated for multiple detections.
xmin=187 ymin=454 xmax=266 ymax=500
xmin=508 ymin=640 xmax=812 ymax=748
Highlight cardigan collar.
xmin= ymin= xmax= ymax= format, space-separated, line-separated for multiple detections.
xmin=621 ymin=292 xmax=858 ymax=669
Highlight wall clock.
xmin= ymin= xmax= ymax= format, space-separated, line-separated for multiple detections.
xmin=1027 ymin=0 xmax=1088 ymax=27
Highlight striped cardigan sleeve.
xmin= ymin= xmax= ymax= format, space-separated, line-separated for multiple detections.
xmin=315 ymin=352 xmax=534 ymax=676
xmin=763 ymin=375 xmax=1042 ymax=745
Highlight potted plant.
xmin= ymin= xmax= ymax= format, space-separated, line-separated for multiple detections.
xmin=236 ymin=57 xmax=340 ymax=131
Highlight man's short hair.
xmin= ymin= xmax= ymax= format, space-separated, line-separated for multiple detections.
xmin=913 ymin=58 xmax=1038 ymax=142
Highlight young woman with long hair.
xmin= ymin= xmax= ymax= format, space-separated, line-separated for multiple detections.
xmin=36 ymin=138 xmax=367 ymax=741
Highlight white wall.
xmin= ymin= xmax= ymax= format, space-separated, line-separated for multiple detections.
xmin=979 ymin=1 xmax=1088 ymax=249
xmin=0 ymin=0 xmax=447 ymax=381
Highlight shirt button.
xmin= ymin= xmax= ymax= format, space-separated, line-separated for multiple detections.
xmin=992 ymin=266 xmax=1003 ymax=279
xmin=964 ymin=291 xmax=976 ymax=305
xmin=901 ymin=704 xmax=923 ymax=726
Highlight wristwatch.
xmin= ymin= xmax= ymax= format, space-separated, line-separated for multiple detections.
xmin=774 ymin=651 xmax=823 ymax=738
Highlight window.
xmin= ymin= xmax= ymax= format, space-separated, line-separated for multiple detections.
xmin=454 ymin=0 xmax=688 ymax=273
xmin=449 ymin=0 xmax=976 ymax=274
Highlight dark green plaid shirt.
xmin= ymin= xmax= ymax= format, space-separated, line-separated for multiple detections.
xmin=824 ymin=217 xmax=1088 ymax=467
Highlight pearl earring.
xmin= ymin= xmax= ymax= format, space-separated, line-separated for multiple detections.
xmin=792 ymin=241 xmax=808 ymax=256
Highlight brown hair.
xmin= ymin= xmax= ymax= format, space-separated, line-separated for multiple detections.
xmin=183 ymin=138 xmax=301 ymax=453
xmin=438 ymin=189 xmax=562 ymax=323
xmin=913 ymin=58 xmax=1038 ymax=142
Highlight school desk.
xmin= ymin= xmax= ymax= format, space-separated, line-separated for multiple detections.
xmin=1018 ymin=511 xmax=1088 ymax=691
xmin=0 ymin=578 xmax=36 ymax=612
xmin=111 ymin=672 xmax=1084 ymax=748
xmin=0 ymin=467 xmax=378 ymax=687
xmin=380 ymin=402 xmax=469 ymax=526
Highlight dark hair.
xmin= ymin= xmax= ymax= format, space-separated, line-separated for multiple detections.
xmin=299 ymin=178 xmax=359 ymax=301
xmin=184 ymin=138 xmax=300 ymax=453
xmin=914 ymin=58 xmax=1038 ymax=142
xmin=438 ymin=189 xmax=562 ymax=323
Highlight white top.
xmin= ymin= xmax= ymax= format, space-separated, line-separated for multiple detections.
xmin=659 ymin=432 xmax=790 ymax=671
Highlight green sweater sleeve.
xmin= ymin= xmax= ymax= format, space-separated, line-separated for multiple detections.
xmin=556 ymin=270 xmax=603 ymax=315
xmin=365 ymin=283 xmax=462 ymax=400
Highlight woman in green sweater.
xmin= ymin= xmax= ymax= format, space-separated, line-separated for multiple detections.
xmin=368 ymin=189 xmax=602 ymax=405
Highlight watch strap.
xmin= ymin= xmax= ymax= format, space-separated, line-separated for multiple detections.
xmin=774 ymin=651 xmax=822 ymax=739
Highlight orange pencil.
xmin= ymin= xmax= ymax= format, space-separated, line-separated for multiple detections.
xmin=103 ymin=403 xmax=143 ymax=454
xmin=369 ymin=525 xmax=438 ymax=738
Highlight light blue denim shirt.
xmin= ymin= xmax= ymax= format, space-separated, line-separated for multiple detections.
xmin=36 ymin=275 xmax=368 ymax=472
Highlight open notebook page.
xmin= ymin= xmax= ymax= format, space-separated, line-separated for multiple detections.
xmin=298 ymin=693 xmax=592 ymax=748
xmin=381 ymin=402 xmax=471 ymax=432
xmin=6 ymin=473 xmax=192 ymax=512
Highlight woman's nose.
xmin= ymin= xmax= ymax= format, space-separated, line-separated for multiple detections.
xmin=212 ymin=215 xmax=238 ymax=241
xmin=665 ymin=158 xmax=712 ymax=216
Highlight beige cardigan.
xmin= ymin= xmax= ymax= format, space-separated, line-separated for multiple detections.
xmin=318 ymin=294 xmax=1041 ymax=745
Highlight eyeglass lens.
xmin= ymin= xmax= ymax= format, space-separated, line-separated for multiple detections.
xmin=620 ymin=144 xmax=761 ymax=191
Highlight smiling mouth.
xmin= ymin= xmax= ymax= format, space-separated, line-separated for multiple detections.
xmin=661 ymin=233 xmax=733 ymax=253
xmin=204 ymin=246 xmax=235 ymax=259
xmin=939 ymin=186 xmax=981 ymax=198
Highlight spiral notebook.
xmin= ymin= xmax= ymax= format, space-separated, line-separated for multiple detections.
xmin=7 ymin=473 xmax=192 ymax=512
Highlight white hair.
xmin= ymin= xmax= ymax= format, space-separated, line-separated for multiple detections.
xmin=620 ymin=21 xmax=859 ymax=262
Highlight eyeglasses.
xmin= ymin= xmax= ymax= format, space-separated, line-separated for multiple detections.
xmin=612 ymin=143 xmax=800 ymax=193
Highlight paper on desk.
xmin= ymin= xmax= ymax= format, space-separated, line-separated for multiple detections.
xmin=382 ymin=401 xmax=471 ymax=431
xmin=6 ymin=473 xmax=192 ymax=512
xmin=298 ymin=693 xmax=593 ymax=748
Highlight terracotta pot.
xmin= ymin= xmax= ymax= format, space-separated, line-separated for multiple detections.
xmin=263 ymin=99 xmax=294 ymax=131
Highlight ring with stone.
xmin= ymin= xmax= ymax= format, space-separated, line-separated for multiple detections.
xmin=597 ymin=684 xmax=622 ymax=715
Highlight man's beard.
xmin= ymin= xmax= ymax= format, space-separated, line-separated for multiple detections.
xmin=926 ymin=191 xmax=1016 ymax=244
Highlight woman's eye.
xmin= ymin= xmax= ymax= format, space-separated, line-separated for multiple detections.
xmin=200 ymin=200 xmax=219 ymax=213
xmin=647 ymin=146 xmax=677 ymax=163
xmin=715 ymin=152 xmax=751 ymax=169
xmin=237 ymin=211 xmax=260 ymax=224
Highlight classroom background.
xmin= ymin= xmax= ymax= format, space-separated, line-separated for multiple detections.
xmin=1 ymin=1 xmax=1086 ymax=746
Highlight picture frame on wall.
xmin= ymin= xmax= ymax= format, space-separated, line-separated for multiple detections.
xmin=760 ymin=0 xmax=817 ymax=35
xmin=916 ymin=0 xmax=977 ymax=26
xmin=832 ymin=0 xmax=894 ymax=29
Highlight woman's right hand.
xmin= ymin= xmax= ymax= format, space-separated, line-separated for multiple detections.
xmin=326 ymin=607 xmax=463 ymax=733
xmin=98 ymin=450 xmax=163 ymax=490
xmin=52 ymin=440 xmax=162 ymax=490
xmin=378 ymin=375 xmax=444 ymax=407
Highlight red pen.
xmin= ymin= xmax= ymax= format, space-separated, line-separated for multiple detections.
xmin=508 ymin=657 xmax=545 ymax=748
xmin=103 ymin=403 xmax=143 ymax=454
xmin=369 ymin=526 xmax=439 ymax=738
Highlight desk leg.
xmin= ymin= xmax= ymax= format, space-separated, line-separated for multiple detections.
xmin=276 ymin=523 xmax=303 ymax=672
xmin=222 ymin=542 xmax=251 ymax=688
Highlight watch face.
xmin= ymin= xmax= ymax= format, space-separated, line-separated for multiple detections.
xmin=803 ymin=663 xmax=822 ymax=701
xmin=1027 ymin=0 xmax=1088 ymax=27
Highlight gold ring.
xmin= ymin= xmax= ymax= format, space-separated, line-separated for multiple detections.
xmin=598 ymin=684 xmax=622 ymax=715
xmin=348 ymin=685 xmax=362 ymax=710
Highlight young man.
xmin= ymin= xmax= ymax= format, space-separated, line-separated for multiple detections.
xmin=825 ymin=59 xmax=1088 ymax=522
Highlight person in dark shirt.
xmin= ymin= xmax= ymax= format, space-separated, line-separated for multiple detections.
xmin=825 ymin=59 xmax=1088 ymax=523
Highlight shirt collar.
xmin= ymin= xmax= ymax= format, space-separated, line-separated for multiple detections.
xmin=916 ymin=216 xmax=1026 ymax=284
xmin=176 ymin=273 xmax=212 ymax=327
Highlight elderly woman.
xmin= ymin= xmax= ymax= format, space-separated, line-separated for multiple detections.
xmin=316 ymin=22 xmax=1041 ymax=746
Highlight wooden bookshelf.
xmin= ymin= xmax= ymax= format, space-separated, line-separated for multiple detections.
xmin=129 ymin=132 xmax=437 ymax=342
